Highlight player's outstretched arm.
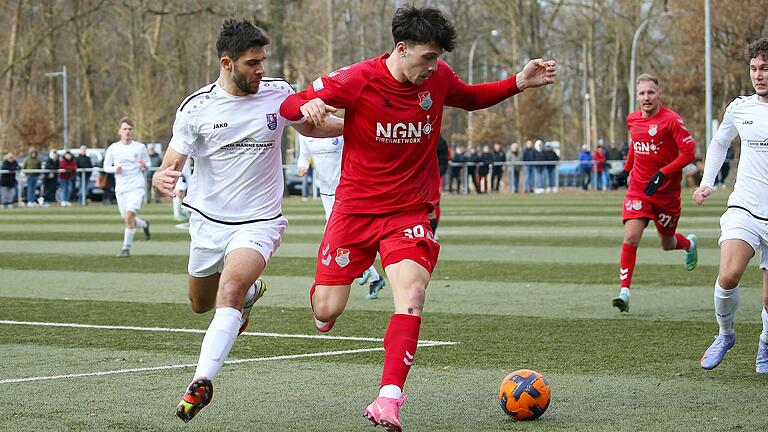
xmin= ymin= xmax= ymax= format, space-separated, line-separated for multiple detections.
xmin=152 ymin=147 xmax=187 ymax=197
xmin=692 ymin=185 xmax=713 ymax=205
xmin=292 ymin=112 xmax=343 ymax=138
xmin=516 ymin=59 xmax=557 ymax=91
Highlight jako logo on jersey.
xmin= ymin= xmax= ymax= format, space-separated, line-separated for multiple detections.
xmin=648 ymin=124 xmax=658 ymax=136
xmin=213 ymin=123 xmax=228 ymax=129
xmin=743 ymin=120 xmax=753 ymax=125
xmin=418 ymin=91 xmax=432 ymax=110
xmin=335 ymin=248 xmax=350 ymax=268
xmin=266 ymin=113 xmax=278 ymax=130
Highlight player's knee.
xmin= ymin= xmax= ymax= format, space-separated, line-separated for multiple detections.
xmin=717 ymin=272 xmax=741 ymax=290
xmin=189 ymin=297 xmax=214 ymax=314
xmin=312 ymin=298 xmax=343 ymax=322
xmin=403 ymin=284 xmax=426 ymax=314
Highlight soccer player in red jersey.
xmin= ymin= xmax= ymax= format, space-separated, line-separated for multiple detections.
xmin=611 ymin=73 xmax=698 ymax=313
xmin=280 ymin=5 xmax=556 ymax=431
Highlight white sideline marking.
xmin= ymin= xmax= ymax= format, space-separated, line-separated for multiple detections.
xmin=0 ymin=320 xmax=456 ymax=345
xmin=0 ymin=320 xmax=457 ymax=384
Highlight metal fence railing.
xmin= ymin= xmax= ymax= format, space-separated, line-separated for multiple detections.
xmin=0 ymin=160 xmax=632 ymax=207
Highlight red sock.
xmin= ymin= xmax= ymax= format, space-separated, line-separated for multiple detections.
xmin=674 ymin=233 xmax=691 ymax=250
xmin=620 ymin=243 xmax=638 ymax=289
xmin=381 ymin=314 xmax=421 ymax=389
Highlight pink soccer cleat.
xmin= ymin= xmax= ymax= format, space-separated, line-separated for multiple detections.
xmin=363 ymin=394 xmax=408 ymax=432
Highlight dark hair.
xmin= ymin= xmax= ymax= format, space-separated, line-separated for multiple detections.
xmin=216 ymin=18 xmax=271 ymax=60
xmin=118 ymin=117 xmax=134 ymax=127
xmin=391 ymin=4 xmax=456 ymax=52
xmin=745 ymin=37 xmax=768 ymax=62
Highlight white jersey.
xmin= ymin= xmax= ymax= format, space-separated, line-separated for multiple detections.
xmin=701 ymin=95 xmax=768 ymax=219
xmin=169 ymin=78 xmax=299 ymax=223
xmin=297 ymin=134 xmax=343 ymax=195
xmin=103 ymin=141 xmax=151 ymax=193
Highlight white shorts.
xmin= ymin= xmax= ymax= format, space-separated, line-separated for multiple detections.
xmin=187 ymin=213 xmax=288 ymax=277
xmin=719 ymin=207 xmax=768 ymax=270
xmin=116 ymin=189 xmax=145 ymax=217
xmin=174 ymin=176 xmax=187 ymax=192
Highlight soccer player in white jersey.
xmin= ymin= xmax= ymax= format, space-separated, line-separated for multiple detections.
xmin=102 ymin=117 xmax=151 ymax=257
xmin=296 ymin=133 xmax=386 ymax=299
xmin=151 ymin=19 xmax=342 ymax=423
xmin=694 ymin=38 xmax=768 ymax=373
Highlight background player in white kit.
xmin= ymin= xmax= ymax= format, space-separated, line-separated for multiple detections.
xmin=694 ymin=37 xmax=768 ymax=374
xmin=102 ymin=117 xmax=151 ymax=257
xmin=152 ymin=19 xmax=341 ymax=423
xmin=296 ymin=133 xmax=386 ymax=299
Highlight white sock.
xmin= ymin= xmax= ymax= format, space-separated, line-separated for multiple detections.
xmin=123 ymin=228 xmax=136 ymax=248
xmin=761 ymin=308 xmax=768 ymax=343
xmin=193 ymin=307 xmax=241 ymax=381
xmin=135 ymin=217 xmax=147 ymax=229
xmin=620 ymin=287 xmax=630 ymax=297
xmin=714 ymin=281 xmax=739 ymax=336
xmin=378 ymin=384 xmax=402 ymax=400
xmin=173 ymin=196 xmax=182 ymax=217
xmin=367 ymin=266 xmax=381 ymax=282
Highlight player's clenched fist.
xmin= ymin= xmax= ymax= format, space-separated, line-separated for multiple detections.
xmin=692 ymin=186 xmax=713 ymax=205
xmin=152 ymin=159 xmax=182 ymax=197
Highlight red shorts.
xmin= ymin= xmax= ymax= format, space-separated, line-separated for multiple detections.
xmin=314 ymin=209 xmax=441 ymax=285
xmin=621 ymin=192 xmax=681 ymax=237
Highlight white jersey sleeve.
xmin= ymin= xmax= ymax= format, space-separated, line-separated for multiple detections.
xmin=700 ymin=99 xmax=739 ymax=188
xmin=102 ymin=145 xmax=116 ymax=174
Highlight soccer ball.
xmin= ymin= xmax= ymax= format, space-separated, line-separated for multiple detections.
xmin=498 ymin=369 xmax=551 ymax=421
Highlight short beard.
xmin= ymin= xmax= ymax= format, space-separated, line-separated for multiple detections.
xmin=233 ymin=67 xmax=258 ymax=94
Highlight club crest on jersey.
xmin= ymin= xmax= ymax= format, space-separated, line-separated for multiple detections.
xmin=335 ymin=248 xmax=350 ymax=268
xmin=418 ymin=91 xmax=432 ymax=110
xmin=332 ymin=137 xmax=341 ymax=146
xmin=625 ymin=199 xmax=643 ymax=211
xmin=266 ymin=113 xmax=278 ymax=130
xmin=648 ymin=124 xmax=658 ymax=136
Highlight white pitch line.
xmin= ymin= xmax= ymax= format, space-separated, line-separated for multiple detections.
xmin=0 ymin=320 xmax=457 ymax=384
xmin=0 ymin=320 xmax=458 ymax=345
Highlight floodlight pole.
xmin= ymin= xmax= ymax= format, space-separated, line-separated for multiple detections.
xmin=45 ymin=66 xmax=68 ymax=151
xmin=629 ymin=12 xmax=673 ymax=131
xmin=704 ymin=0 xmax=713 ymax=145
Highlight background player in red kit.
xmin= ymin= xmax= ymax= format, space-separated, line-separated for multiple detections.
xmin=611 ymin=73 xmax=698 ymax=313
xmin=280 ymin=4 xmax=556 ymax=431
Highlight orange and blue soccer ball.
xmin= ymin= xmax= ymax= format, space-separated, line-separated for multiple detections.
xmin=498 ymin=369 xmax=551 ymax=421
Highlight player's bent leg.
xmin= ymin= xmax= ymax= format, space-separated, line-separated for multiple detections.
xmin=614 ymin=219 xmax=645 ymax=312
xmin=310 ymin=283 xmax=351 ymax=332
xmin=364 ymin=260 xmax=429 ymax=431
xmin=188 ymin=273 xmax=221 ymax=313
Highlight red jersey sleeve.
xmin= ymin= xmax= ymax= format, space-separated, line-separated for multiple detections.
xmin=659 ymin=115 xmax=695 ymax=175
xmin=279 ymin=65 xmax=366 ymax=121
xmin=444 ymin=61 xmax=521 ymax=110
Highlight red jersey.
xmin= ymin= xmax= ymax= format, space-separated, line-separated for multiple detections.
xmin=625 ymin=105 xmax=695 ymax=200
xmin=281 ymin=53 xmax=521 ymax=214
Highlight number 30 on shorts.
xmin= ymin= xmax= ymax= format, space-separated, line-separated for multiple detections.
xmin=403 ymin=224 xmax=436 ymax=241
